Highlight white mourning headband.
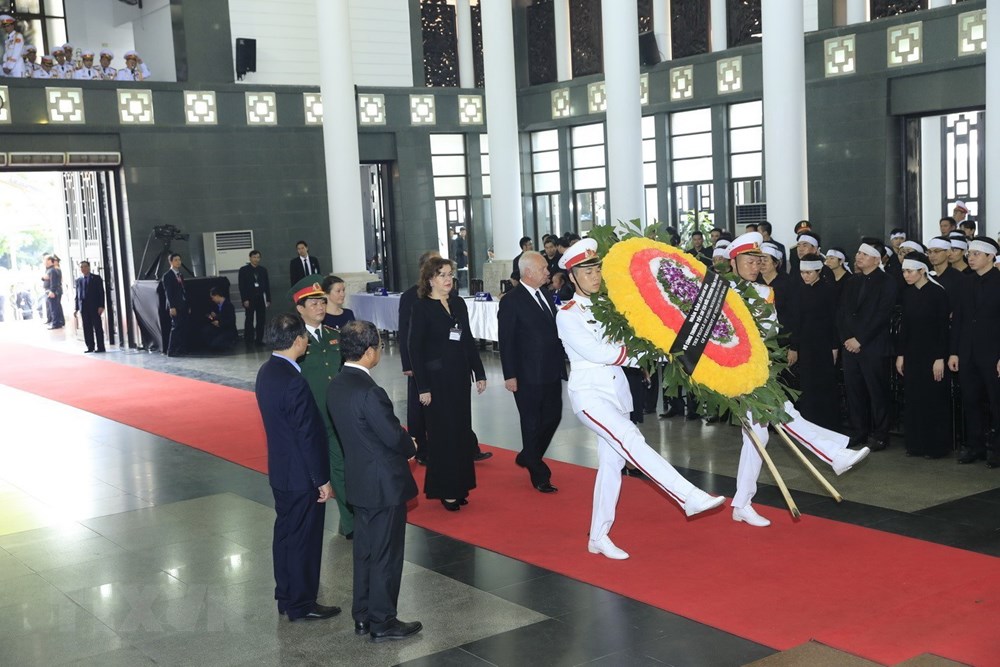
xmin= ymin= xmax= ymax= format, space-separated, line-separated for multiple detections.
xmin=799 ymin=260 xmax=824 ymax=271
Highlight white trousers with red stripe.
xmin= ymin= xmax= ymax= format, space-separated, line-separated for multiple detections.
xmin=734 ymin=401 xmax=850 ymax=509
xmin=578 ymin=400 xmax=699 ymax=541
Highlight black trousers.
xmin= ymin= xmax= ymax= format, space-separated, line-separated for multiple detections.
xmin=960 ymin=359 xmax=1000 ymax=455
xmin=166 ymin=310 xmax=188 ymax=355
xmin=512 ymin=380 xmax=562 ymax=485
xmin=80 ymin=307 xmax=105 ymax=351
xmin=244 ymin=295 xmax=267 ymax=343
xmin=50 ymin=294 xmax=65 ymax=327
xmin=271 ymin=487 xmax=325 ymax=618
xmin=842 ymin=349 xmax=891 ymax=442
xmin=352 ymin=503 xmax=407 ymax=632
xmin=406 ymin=375 xmax=427 ymax=457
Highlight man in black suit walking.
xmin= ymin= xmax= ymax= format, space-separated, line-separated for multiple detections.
xmin=289 ymin=240 xmax=321 ymax=286
xmin=238 ymin=249 xmax=270 ymax=345
xmin=74 ymin=260 xmax=105 ymax=353
xmin=161 ymin=253 xmax=189 ymax=356
xmin=498 ymin=251 xmax=566 ymax=493
xmin=327 ymin=320 xmax=423 ymax=643
xmin=255 ymin=313 xmax=340 ymax=622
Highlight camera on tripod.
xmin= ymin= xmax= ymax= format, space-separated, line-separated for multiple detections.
xmin=153 ymin=224 xmax=190 ymax=241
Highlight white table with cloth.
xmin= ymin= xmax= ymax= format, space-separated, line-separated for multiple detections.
xmin=347 ymin=293 xmax=500 ymax=342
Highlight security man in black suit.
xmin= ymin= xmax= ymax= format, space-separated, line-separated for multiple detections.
xmin=836 ymin=238 xmax=898 ymax=451
xmin=398 ymin=250 xmax=439 ymax=464
xmin=254 ymin=313 xmax=340 ymax=622
xmin=201 ymin=287 xmax=238 ymax=351
xmin=238 ymin=249 xmax=270 ymax=345
xmin=289 ymin=240 xmax=321 ymax=286
xmin=161 ymin=252 xmax=189 ymax=356
xmin=948 ymin=237 xmax=1000 ymax=467
xmin=327 ymin=320 xmax=423 ymax=643
xmin=74 ymin=260 xmax=105 ymax=353
xmin=498 ymin=251 xmax=566 ymax=493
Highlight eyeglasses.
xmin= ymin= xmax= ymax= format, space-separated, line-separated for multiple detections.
xmin=435 ymin=273 xmax=455 ymax=280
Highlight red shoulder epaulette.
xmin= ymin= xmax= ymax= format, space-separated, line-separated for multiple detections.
xmin=560 ymin=300 xmax=576 ymax=310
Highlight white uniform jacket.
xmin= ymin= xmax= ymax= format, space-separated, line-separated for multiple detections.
xmin=556 ymin=293 xmax=635 ymax=415
xmin=2 ymin=30 xmax=24 ymax=77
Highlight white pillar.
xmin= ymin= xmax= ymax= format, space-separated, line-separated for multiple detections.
xmin=554 ymin=0 xmax=572 ymax=81
xmin=653 ymin=0 xmax=672 ymax=61
xmin=845 ymin=0 xmax=867 ymax=25
xmin=761 ymin=1 xmax=808 ymax=234
xmin=987 ymin=0 xmax=999 ymax=235
xmin=315 ymin=0 xmax=367 ymax=273
xmin=455 ymin=0 xmax=475 ymax=88
xmin=710 ymin=0 xmax=727 ymax=51
xmin=920 ymin=116 xmax=943 ymax=241
xmin=481 ymin=0 xmax=525 ymax=260
xmin=601 ymin=0 xmax=645 ymax=227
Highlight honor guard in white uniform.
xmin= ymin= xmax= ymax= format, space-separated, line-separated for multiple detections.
xmin=2 ymin=15 xmax=25 ymax=78
xmin=52 ymin=47 xmax=71 ymax=77
xmin=73 ymin=50 xmax=103 ymax=80
xmin=728 ymin=232 xmax=870 ymax=528
xmin=115 ymin=50 xmax=151 ymax=81
xmin=33 ymin=54 xmax=61 ymax=79
xmin=22 ymin=44 xmax=40 ymax=78
xmin=556 ymin=239 xmax=725 ymax=560
xmin=98 ymin=49 xmax=117 ymax=80
xmin=61 ymin=42 xmax=81 ymax=73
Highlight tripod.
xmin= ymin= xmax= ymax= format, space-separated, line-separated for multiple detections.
xmin=138 ymin=229 xmax=193 ymax=279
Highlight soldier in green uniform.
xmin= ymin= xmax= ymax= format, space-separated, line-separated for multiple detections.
xmin=291 ymin=278 xmax=354 ymax=538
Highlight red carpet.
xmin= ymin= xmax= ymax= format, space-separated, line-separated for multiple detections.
xmin=2 ymin=341 xmax=999 ymax=666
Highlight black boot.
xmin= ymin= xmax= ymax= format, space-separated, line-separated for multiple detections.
xmin=957 ymin=447 xmax=986 ymax=464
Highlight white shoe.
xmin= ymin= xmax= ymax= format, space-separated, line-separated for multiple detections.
xmin=832 ymin=446 xmax=870 ymax=476
xmin=732 ymin=504 xmax=771 ymax=527
xmin=587 ymin=535 xmax=629 ymax=560
xmin=683 ymin=488 xmax=726 ymax=517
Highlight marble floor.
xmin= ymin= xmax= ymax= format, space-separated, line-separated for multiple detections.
xmin=1 ymin=318 xmax=999 ymax=665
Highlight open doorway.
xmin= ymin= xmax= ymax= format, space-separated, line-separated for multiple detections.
xmin=0 ymin=169 xmax=132 ymax=350
xmin=360 ymin=162 xmax=397 ymax=290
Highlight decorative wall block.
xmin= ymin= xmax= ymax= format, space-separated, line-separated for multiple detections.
xmin=303 ymin=93 xmax=323 ymax=125
xmin=670 ymin=65 xmax=694 ymax=101
xmin=551 ymin=88 xmax=571 ymax=119
xmin=958 ymin=10 xmax=986 ymax=56
xmin=887 ymin=21 xmax=922 ymax=67
xmin=716 ymin=56 xmax=743 ymax=94
xmin=587 ymin=81 xmax=606 ymax=114
xmin=457 ymin=94 xmax=483 ymax=125
xmin=0 ymin=86 xmax=10 ymax=124
xmin=246 ymin=92 xmax=277 ymax=126
xmin=410 ymin=94 xmax=436 ymax=125
xmin=184 ymin=91 xmax=217 ymax=125
xmin=47 ymin=87 xmax=85 ymax=124
xmin=824 ymin=35 xmax=856 ymax=77
xmin=639 ymin=73 xmax=649 ymax=106
xmin=118 ymin=89 xmax=154 ymax=124
xmin=358 ymin=94 xmax=386 ymax=126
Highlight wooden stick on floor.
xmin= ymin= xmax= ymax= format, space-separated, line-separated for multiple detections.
xmin=774 ymin=424 xmax=843 ymax=503
xmin=740 ymin=417 xmax=800 ymax=519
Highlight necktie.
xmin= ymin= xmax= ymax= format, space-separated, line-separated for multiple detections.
xmin=303 ymin=258 xmax=309 ymax=275
xmin=84 ymin=276 xmax=89 ymax=291
xmin=535 ymin=290 xmax=552 ymax=317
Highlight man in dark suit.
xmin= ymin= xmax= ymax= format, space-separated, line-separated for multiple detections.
xmin=289 ymin=240 xmax=321 ymax=286
xmin=254 ymin=313 xmax=340 ymax=622
xmin=238 ymin=249 xmax=270 ymax=346
xmin=74 ymin=260 xmax=105 ymax=353
xmin=498 ymin=251 xmax=566 ymax=493
xmin=327 ymin=320 xmax=423 ymax=643
xmin=836 ymin=239 xmax=898 ymax=451
xmin=201 ymin=287 xmax=238 ymax=351
xmin=398 ymin=250 xmax=439 ymax=465
xmin=161 ymin=252 xmax=188 ymax=357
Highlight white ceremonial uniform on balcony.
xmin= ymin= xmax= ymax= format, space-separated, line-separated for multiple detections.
xmin=556 ymin=240 xmax=722 ymax=555
xmin=1 ymin=17 xmax=25 ymax=78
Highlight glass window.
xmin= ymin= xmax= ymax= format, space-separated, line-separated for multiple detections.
xmin=572 ymin=145 xmax=606 ymax=169
xmin=670 ymin=108 xmax=712 ymax=135
xmin=672 ymin=157 xmax=714 ymax=182
xmin=534 ymin=172 xmax=561 ymax=193
xmin=532 ymin=151 xmax=559 ymax=173
xmin=530 ymin=129 xmax=561 ymax=195
xmin=531 ymin=129 xmax=559 ymax=152
xmin=433 ymin=176 xmax=467 ymax=198
xmin=730 ymin=127 xmax=762 ymax=153
xmin=571 ymin=122 xmax=605 ymax=146
xmin=671 ymin=134 xmax=712 ymax=160
xmin=431 ymin=155 xmax=467 ymax=176
xmin=574 ymin=167 xmax=606 ymax=190
xmin=728 ymin=101 xmax=763 ymax=214
xmin=731 ymin=153 xmax=762 ymax=179
xmin=430 ymin=134 xmax=465 ymax=155
xmin=729 ymin=100 xmax=763 ymax=128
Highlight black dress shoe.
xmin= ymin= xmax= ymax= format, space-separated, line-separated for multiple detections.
xmin=473 ymin=451 xmax=493 ymax=462
xmin=459 ymin=498 xmax=468 ymax=506
xmin=441 ymin=499 xmax=461 ymax=511
xmin=288 ymin=603 xmax=341 ymax=622
xmin=96 ymin=348 xmax=106 ymax=353
xmin=533 ymin=482 xmax=558 ymax=493
xmin=658 ymin=406 xmax=681 ymax=419
xmin=84 ymin=349 xmax=94 ymax=353
xmin=622 ymin=467 xmax=647 ymax=480
xmin=958 ymin=448 xmax=986 ymax=464
xmin=704 ymin=415 xmax=721 ymax=424
xmin=370 ymin=619 xmax=423 ymax=643
xmin=344 ymin=532 xmax=353 ymax=540
xmin=355 ymin=621 xmax=370 ymax=636
xmin=685 ymin=412 xmax=701 ymax=421
xmin=869 ymin=439 xmax=888 ymax=452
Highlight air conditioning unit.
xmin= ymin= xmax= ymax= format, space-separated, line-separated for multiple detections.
xmin=203 ymin=230 xmax=254 ymax=277
xmin=735 ymin=203 xmax=767 ymax=227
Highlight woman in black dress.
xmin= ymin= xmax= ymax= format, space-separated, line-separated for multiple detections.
xmin=788 ymin=254 xmax=840 ymax=431
xmin=409 ymin=257 xmax=487 ymax=510
xmin=321 ymin=275 xmax=355 ymax=329
xmin=895 ymin=252 xmax=951 ymax=458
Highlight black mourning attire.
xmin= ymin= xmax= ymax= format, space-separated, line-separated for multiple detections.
xmin=238 ymin=262 xmax=270 ymax=344
xmin=789 ymin=280 xmax=840 ymax=431
xmin=398 ymin=285 xmax=427 ymax=460
xmin=75 ymin=272 xmax=105 ymax=352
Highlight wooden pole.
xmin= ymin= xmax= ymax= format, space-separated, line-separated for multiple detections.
xmin=740 ymin=417 xmax=800 ymax=519
xmin=774 ymin=424 xmax=843 ymax=503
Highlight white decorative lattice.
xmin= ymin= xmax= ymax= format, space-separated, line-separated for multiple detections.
xmin=640 ymin=73 xmax=649 ymax=106
xmin=457 ymin=94 xmax=483 ymax=125
xmin=303 ymin=93 xmax=323 ymax=125
xmin=184 ymin=91 xmax=217 ymax=125
xmin=246 ymin=92 xmax=277 ymax=126
xmin=118 ymin=89 xmax=154 ymax=124
xmin=358 ymin=94 xmax=386 ymax=125
xmin=410 ymin=94 xmax=436 ymax=125
xmin=587 ymin=81 xmax=606 ymax=114
xmin=887 ymin=21 xmax=922 ymax=67
xmin=551 ymin=88 xmax=571 ymax=119
xmin=0 ymin=86 xmax=10 ymax=124
xmin=670 ymin=65 xmax=693 ymax=101
xmin=958 ymin=10 xmax=986 ymax=56
xmin=47 ymin=88 xmax=85 ymax=124
xmin=716 ymin=56 xmax=742 ymax=94
xmin=824 ymin=35 xmax=856 ymax=77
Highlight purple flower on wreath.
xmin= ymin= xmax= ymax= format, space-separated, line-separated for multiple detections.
xmin=656 ymin=259 xmax=736 ymax=345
